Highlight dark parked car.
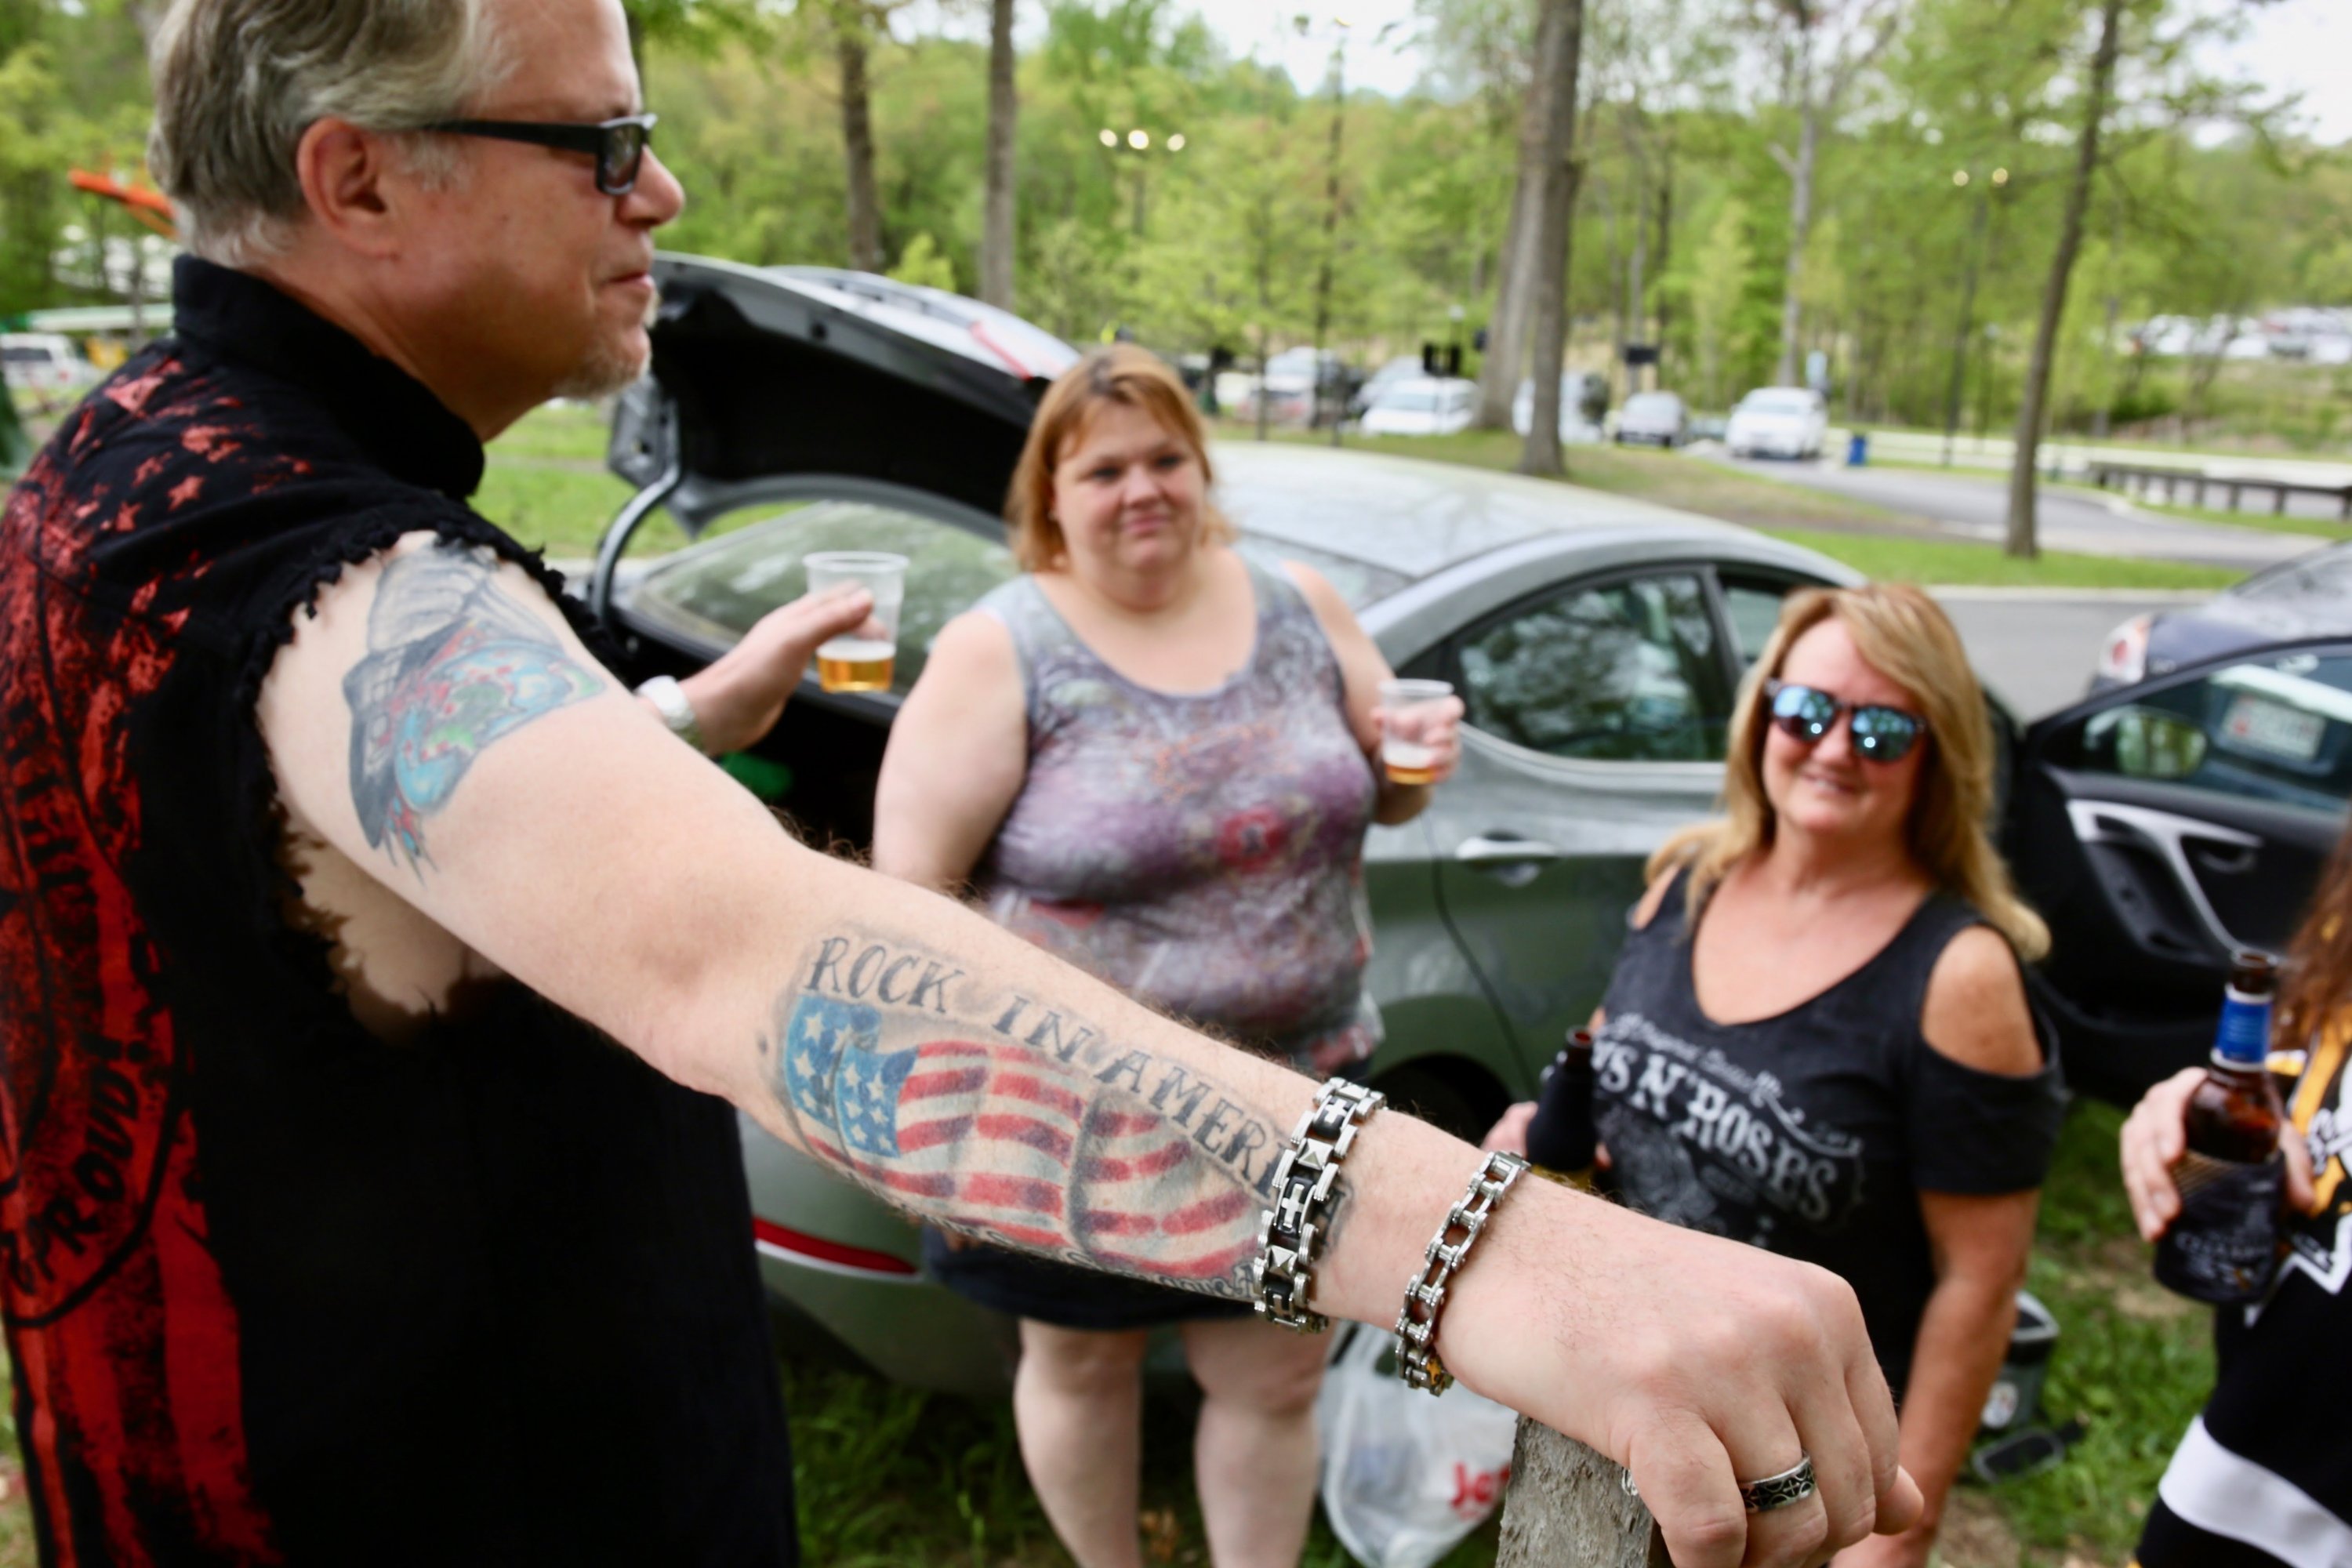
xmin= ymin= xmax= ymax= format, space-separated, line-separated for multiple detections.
xmin=585 ymin=255 xmax=2343 ymax=1390
xmin=2095 ymin=541 xmax=2352 ymax=689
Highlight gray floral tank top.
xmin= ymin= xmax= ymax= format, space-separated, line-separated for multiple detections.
xmin=976 ymin=558 xmax=1381 ymax=1076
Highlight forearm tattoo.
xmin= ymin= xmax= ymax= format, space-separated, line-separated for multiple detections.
xmin=343 ymin=541 xmax=603 ymax=874
xmin=769 ymin=931 xmax=1304 ymax=1299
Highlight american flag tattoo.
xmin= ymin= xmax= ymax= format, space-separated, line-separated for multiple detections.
xmin=779 ymin=993 xmax=1261 ymax=1287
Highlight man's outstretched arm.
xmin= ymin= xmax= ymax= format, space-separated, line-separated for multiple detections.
xmin=260 ymin=534 xmax=1919 ymax=1567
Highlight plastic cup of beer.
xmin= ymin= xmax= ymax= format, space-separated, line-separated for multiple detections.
xmin=1377 ymin=678 xmax=1454 ymax=786
xmin=804 ymin=551 xmax=907 ymax=693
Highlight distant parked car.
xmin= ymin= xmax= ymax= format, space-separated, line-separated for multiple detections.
xmin=1349 ymin=354 xmax=1426 ymax=417
xmin=1614 ymin=390 xmax=1690 ymax=448
xmin=1725 ymin=386 xmax=1827 ymax=459
xmin=2094 ymin=541 xmax=2352 ymax=691
xmin=2 ymin=332 xmax=95 ymax=408
xmin=1359 ymin=376 xmax=1475 ymax=437
xmin=1510 ymin=372 xmax=1608 ymax=442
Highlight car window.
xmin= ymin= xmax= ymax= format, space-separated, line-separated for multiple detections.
xmin=2060 ymin=651 xmax=2352 ymax=814
xmin=1457 ymin=572 xmax=1731 ymax=762
xmin=628 ymin=499 xmax=1016 ymax=696
xmin=626 ymin=505 xmax=1406 ymax=695
xmin=1719 ymin=575 xmax=1805 ymax=670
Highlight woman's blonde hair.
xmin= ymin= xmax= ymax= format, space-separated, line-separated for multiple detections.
xmin=1004 ymin=344 xmax=1236 ymax=572
xmin=1650 ymin=583 xmax=2050 ymax=960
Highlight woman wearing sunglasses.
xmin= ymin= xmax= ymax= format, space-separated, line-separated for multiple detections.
xmin=1486 ymin=583 xmax=2063 ymax=1568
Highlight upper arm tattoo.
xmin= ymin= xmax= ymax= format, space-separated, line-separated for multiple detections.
xmin=343 ymin=540 xmax=604 ymax=874
xmin=769 ymin=931 xmax=1298 ymax=1300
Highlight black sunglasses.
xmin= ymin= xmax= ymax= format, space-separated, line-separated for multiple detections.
xmin=1764 ymin=679 xmax=1929 ymax=764
xmin=421 ymin=113 xmax=657 ymax=195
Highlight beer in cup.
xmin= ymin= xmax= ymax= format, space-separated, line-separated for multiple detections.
xmin=804 ymin=551 xmax=908 ymax=693
xmin=1376 ymin=677 xmax=1454 ymax=786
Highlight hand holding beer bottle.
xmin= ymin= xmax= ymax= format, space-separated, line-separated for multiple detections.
xmin=2132 ymin=951 xmax=2320 ymax=1305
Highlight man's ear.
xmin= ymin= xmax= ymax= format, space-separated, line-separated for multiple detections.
xmin=293 ymin=118 xmax=419 ymax=260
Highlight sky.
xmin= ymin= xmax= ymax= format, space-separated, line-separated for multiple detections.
xmin=916 ymin=0 xmax=2352 ymax=147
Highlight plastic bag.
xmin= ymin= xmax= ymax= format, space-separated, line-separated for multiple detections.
xmin=1315 ymin=1323 xmax=1521 ymax=1568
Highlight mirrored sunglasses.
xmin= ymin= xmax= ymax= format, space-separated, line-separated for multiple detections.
xmin=1764 ymin=679 xmax=1928 ymax=764
xmin=422 ymin=113 xmax=657 ymax=196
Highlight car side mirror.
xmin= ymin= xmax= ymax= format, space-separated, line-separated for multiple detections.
xmin=2093 ymin=706 xmax=2209 ymax=780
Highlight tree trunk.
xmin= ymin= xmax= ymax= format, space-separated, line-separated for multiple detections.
xmin=1476 ymin=39 xmax=1563 ymax=432
xmin=838 ymin=14 xmax=883 ymax=273
xmin=1497 ymin=1421 xmax=1669 ymax=1567
xmin=1475 ymin=169 xmax=1541 ymax=427
xmin=978 ymin=0 xmax=1017 ymax=308
xmin=1311 ymin=43 xmax=1348 ymax=442
xmin=1518 ymin=0 xmax=1586 ymax=479
xmin=1773 ymin=91 xmax=1817 ymax=388
xmin=2005 ymin=0 xmax=2125 ymax=558
xmin=1652 ymin=153 xmax=1675 ymax=381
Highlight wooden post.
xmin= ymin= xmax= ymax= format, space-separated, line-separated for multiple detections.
xmin=1497 ymin=1419 xmax=1670 ymax=1567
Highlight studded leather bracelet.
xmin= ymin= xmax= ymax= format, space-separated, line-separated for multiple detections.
xmin=1253 ymin=1077 xmax=1385 ymax=1334
xmin=1395 ymin=1150 xmax=1530 ymax=1394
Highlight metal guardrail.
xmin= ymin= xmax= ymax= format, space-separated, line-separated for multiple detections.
xmin=2089 ymin=460 xmax=2352 ymax=521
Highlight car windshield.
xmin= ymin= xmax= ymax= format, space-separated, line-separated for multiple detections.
xmin=1625 ymin=394 xmax=1679 ymax=416
xmin=1377 ymin=389 xmax=1441 ymax=412
xmin=1741 ymin=392 xmax=1813 ymax=415
xmin=3 ymin=346 xmax=54 ymax=365
xmin=626 ymin=500 xmax=1405 ymax=697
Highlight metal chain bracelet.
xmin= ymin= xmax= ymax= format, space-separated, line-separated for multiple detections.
xmin=1395 ymin=1150 xmax=1530 ymax=1394
xmin=1253 ymin=1076 xmax=1385 ymax=1334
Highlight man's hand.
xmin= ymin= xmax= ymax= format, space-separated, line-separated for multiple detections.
xmin=2121 ymin=1065 xmax=2317 ymax=1242
xmin=675 ymin=585 xmax=876 ymax=754
xmin=1326 ymin=1120 xmax=1924 ymax=1568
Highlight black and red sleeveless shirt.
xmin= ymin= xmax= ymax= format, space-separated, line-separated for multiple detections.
xmin=0 ymin=258 xmax=794 ymax=1565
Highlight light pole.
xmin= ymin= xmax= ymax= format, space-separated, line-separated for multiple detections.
xmin=1940 ymin=164 xmax=2007 ymax=467
xmin=1300 ymin=16 xmax=1397 ymax=445
xmin=1098 ymin=125 xmax=1184 ymax=238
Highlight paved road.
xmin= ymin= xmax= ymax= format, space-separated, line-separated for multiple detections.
xmin=1933 ymin=589 xmax=2206 ymax=720
xmin=1717 ymin=454 xmax=2321 ymax=572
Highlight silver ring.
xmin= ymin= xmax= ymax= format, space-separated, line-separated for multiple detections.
xmin=1738 ymin=1454 xmax=1817 ymax=1513
xmin=1618 ymin=1453 xmax=1817 ymax=1514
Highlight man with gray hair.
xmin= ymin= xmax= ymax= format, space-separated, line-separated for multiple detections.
xmin=0 ymin=0 xmax=1925 ymax=1563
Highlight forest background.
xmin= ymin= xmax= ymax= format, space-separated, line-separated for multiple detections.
xmin=5 ymin=0 xmax=2351 ymax=454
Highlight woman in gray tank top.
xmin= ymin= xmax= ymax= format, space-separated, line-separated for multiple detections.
xmin=873 ymin=346 xmax=1461 ymax=1568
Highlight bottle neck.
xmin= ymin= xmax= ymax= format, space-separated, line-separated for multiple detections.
xmin=2212 ymin=985 xmax=2274 ymax=1068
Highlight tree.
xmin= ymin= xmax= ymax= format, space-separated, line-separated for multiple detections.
xmin=835 ymin=3 xmax=884 ymax=271
xmin=2004 ymin=0 xmax=2123 ymax=557
xmin=1686 ymin=198 xmax=1755 ymax=408
xmin=1751 ymin=0 xmax=1903 ymax=387
xmin=979 ymin=0 xmax=1017 ymax=307
xmin=1519 ymin=0 xmax=1588 ymax=477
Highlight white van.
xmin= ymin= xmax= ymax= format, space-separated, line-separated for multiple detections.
xmin=2 ymin=333 xmax=95 ymax=402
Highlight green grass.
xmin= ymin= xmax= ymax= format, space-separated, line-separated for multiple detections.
xmin=2091 ymin=491 xmax=2352 ymax=543
xmin=1757 ymin=526 xmax=2242 ymax=592
xmin=1991 ymin=1098 xmax=2212 ymax=1565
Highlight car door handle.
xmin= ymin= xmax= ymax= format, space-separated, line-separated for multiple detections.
xmin=2066 ymin=800 xmax=2260 ymax=955
xmin=1454 ymin=834 xmax=1566 ymax=866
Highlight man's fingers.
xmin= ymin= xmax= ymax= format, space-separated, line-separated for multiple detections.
xmin=1876 ymin=1466 xmax=1924 ymax=1537
xmin=1784 ymin=1357 xmax=1878 ymax=1552
xmin=1624 ymin=1417 xmax=1750 ymax=1568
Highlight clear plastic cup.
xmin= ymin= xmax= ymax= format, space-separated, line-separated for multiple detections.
xmin=804 ymin=551 xmax=908 ymax=692
xmin=1377 ymin=677 xmax=1454 ymax=786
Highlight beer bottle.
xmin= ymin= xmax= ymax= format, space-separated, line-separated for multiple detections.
xmin=2153 ymin=950 xmax=2288 ymax=1305
xmin=1524 ymin=1028 xmax=1598 ymax=1188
